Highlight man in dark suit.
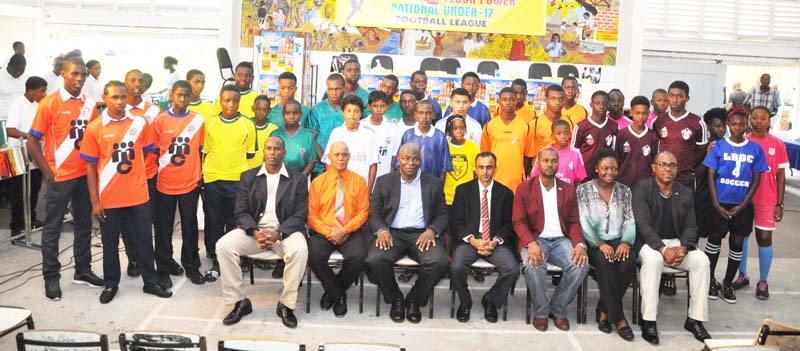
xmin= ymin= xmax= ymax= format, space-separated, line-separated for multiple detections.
xmin=513 ymin=148 xmax=589 ymax=332
xmin=217 ymin=136 xmax=309 ymax=328
xmin=366 ymin=142 xmax=449 ymax=324
xmin=450 ymin=151 xmax=518 ymax=323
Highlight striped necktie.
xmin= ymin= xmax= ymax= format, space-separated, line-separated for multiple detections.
xmin=335 ymin=174 xmax=345 ymax=226
xmin=481 ymin=188 xmax=490 ymax=241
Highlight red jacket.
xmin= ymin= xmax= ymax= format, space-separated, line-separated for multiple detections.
xmin=512 ymin=176 xmax=585 ymax=252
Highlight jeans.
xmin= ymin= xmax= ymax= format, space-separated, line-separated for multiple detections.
xmin=521 ymin=236 xmax=589 ymax=319
xmin=203 ymin=180 xmax=238 ymax=259
xmin=100 ymin=203 xmax=158 ymax=288
xmin=41 ymin=176 xmax=93 ymax=281
xmin=155 ymin=187 xmax=201 ymax=273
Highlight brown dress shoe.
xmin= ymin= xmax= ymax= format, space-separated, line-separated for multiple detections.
xmin=533 ymin=317 xmax=549 ymax=331
xmin=551 ymin=314 xmax=570 ymax=331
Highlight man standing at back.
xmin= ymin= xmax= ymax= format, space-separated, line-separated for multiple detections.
xmin=744 ymin=74 xmax=781 ymax=114
xmin=445 ymin=72 xmax=491 ymax=126
xmin=216 ymin=62 xmax=258 ymax=117
xmin=268 ymin=72 xmax=311 ymax=128
xmin=409 ymin=70 xmax=443 ymax=122
xmin=0 ymin=54 xmax=28 ymax=123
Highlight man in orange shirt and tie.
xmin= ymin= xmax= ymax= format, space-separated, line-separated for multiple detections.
xmin=307 ymin=141 xmax=369 ymax=318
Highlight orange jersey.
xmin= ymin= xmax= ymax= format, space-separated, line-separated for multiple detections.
xmin=493 ymin=104 xmax=537 ymax=124
xmin=80 ymin=111 xmax=155 ymax=209
xmin=480 ymin=116 xmax=533 ymax=192
xmin=127 ymin=101 xmax=162 ymax=179
xmin=29 ymin=88 xmax=99 ymax=182
xmin=562 ymin=103 xmax=588 ymax=125
xmin=153 ymin=109 xmax=205 ymax=195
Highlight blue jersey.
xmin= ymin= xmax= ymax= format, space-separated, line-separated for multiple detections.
xmin=444 ymin=100 xmax=492 ymax=127
xmin=395 ymin=127 xmax=453 ymax=176
xmin=703 ymin=138 xmax=768 ymax=205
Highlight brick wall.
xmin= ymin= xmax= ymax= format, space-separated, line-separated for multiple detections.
xmin=594 ymin=8 xmax=619 ymax=32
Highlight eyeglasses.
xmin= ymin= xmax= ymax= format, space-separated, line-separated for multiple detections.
xmin=653 ymin=162 xmax=678 ymax=169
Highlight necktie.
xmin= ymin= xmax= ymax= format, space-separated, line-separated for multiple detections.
xmin=480 ymin=188 xmax=490 ymax=241
xmin=335 ymin=175 xmax=346 ymax=226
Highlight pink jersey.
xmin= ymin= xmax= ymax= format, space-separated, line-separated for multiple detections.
xmin=531 ymin=144 xmax=587 ymax=185
xmin=747 ymin=133 xmax=789 ymax=206
xmin=608 ymin=112 xmax=633 ymax=131
xmin=646 ymin=112 xmax=658 ymax=129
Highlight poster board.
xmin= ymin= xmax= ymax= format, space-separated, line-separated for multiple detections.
xmin=252 ymin=31 xmax=306 ymax=105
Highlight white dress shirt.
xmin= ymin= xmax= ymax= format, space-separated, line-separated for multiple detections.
xmin=539 ymin=179 xmax=565 ymax=238
xmin=257 ymin=163 xmax=289 ymax=231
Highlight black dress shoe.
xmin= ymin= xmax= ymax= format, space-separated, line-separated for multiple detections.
xmin=186 ymin=270 xmax=205 ymax=285
xmin=333 ymin=295 xmax=347 ymax=318
xmin=223 ymin=298 xmax=252 ymax=325
xmin=456 ymin=303 xmax=471 ymax=323
xmin=481 ymin=294 xmax=498 ymax=323
xmin=596 ymin=309 xmax=612 ymax=334
xmin=641 ymin=320 xmax=660 ymax=345
xmin=143 ymin=283 xmax=173 ymax=298
xmin=390 ymin=298 xmax=405 ymax=323
xmin=158 ymin=274 xmax=173 ymax=290
xmin=272 ymin=260 xmax=285 ymax=279
xmin=398 ymin=269 xmax=414 ymax=283
xmin=127 ymin=260 xmax=140 ymax=277
xmin=406 ymin=298 xmax=421 ymax=324
xmin=320 ymin=292 xmax=333 ymax=311
xmin=169 ymin=259 xmax=184 ymax=276
xmin=684 ymin=318 xmax=711 ymax=342
xmin=99 ymin=286 xmax=118 ymax=304
xmin=471 ymin=270 xmax=485 ymax=284
xmin=618 ymin=325 xmax=635 ymax=341
xmin=276 ymin=302 xmax=298 ymax=328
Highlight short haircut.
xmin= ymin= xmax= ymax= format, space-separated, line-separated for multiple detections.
xmin=751 ymin=106 xmax=772 ymax=117
xmin=561 ymin=76 xmax=578 ymax=86
xmin=595 ymin=147 xmax=618 ymax=164
xmin=343 ymin=59 xmax=360 ymax=68
xmin=12 ymin=41 xmax=23 ymax=49
xmin=125 ymin=69 xmax=143 ymax=80
xmin=703 ymin=107 xmax=727 ymax=125
xmin=475 ymin=151 xmax=497 ymax=164
xmin=283 ymin=98 xmax=302 ymax=111
xmin=451 ymin=87 xmax=471 ymax=100
xmin=8 ymin=54 xmax=25 ymax=67
xmin=86 ymin=60 xmax=100 ymax=69
xmin=368 ymin=90 xmax=390 ymax=105
xmin=444 ymin=114 xmax=466 ymax=135
xmin=383 ymin=74 xmax=399 ymax=87
xmin=103 ymin=80 xmax=126 ymax=95
xmin=342 ymin=95 xmax=364 ymax=112
xmin=461 ymin=71 xmax=480 ymax=82
xmin=326 ymin=73 xmax=345 ymax=83
xmin=416 ymin=99 xmax=435 ymax=111
xmin=64 ymin=49 xmax=82 ymax=60
xmin=164 ymin=56 xmax=178 ymax=65
xmin=651 ymin=88 xmax=667 ymax=97
xmin=545 ymin=84 xmax=564 ymax=97
xmin=591 ymin=90 xmax=609 ymax=100
xmin=220 ymin=84 xmax=241 ymax=96
xmin=172 ymin=80 xmax=192 ymax=93
xmin=499 ymin=87 xmax=515 ymax=97
xmin=255 ymin=94 xmax=271 ymax=105
xmin=399 ymin=89 xmax=415 ymax=98
xmin=608 ymin=88 xmax=624 ymax=97
xmin=278 ymin=71 xmax=297 ymax=82
xmin=512 ymin=78 xmax=528 ymax=89
xmin=186 ymin=69 xmax=204 ymax=80
xmin=235 ymin=61 xmax=254 ymax=73
xmin=25 ymin=76 xmax=47 ymax=91
xmin=411 ymin=70 xmax=427 ymax=81
xmin=551 ymin=119 xmax=571 ymax=132
xmin=668 ymin=80 xmax=690 ymax=96
xmin=630 ymin=95 xmax=650 ymax=109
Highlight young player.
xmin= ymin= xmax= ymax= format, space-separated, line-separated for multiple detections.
xmin=529 ymin=84 xmax=572 ymax=156
xmin=271 ymin=99 xmax=318 ymax=177
xmin=444 ymin=72 xmax=492 ymax=126
xmin=215 ymin=62 xmax=258 ymax=117
xmin=248 ymin=95 xmax=279 ymax=170
xmin=378 ymin=75 xmax=403 ymax=122
xmin=324 ymin=95 xmax=378 ymax=191
xmin=481 ymin=88 xmax=533 ymax=192
xmin=648 ymin=88 xmax=668 ymax=128
xmin=531 ymin=120 xmax=586 ymax=185
xmin=572 ymin=90 xmax=617 ymax=179
xmin=435 ymin=88 xmax=482 ymax=148
xmin=360 ymin=91 xmax=398 ymax=179
xmin=615 ymin=96 xmax=659 ymax=188
xmin=186 ymin=69 xmax=217 ymax=121
xmin=607 ymin=89 xmax=631 ymax=130
xmin=561 ymin=77 xmax=587 ymax=125
xmin=268 ymin=72 xmax=311 ymax=128
xmin=308 ymin=74 xmax=345 ymax=176
xmin=444 ymin=115 xmax=479 ymax=206
xmin=396 ymin=100 xmax=452 ymax=178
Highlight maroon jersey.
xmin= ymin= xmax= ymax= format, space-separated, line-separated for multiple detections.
xmin=652 ymin=111 xmax=708 ymax=181
xmin=616 ymin=125 xmax=659 ymax=188
xmin=572 ymin=117 xmax=618 ymax=178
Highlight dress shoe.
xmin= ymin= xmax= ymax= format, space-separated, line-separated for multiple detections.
xmin=223 ymin=298 xmax=252 ymax=325
xmin=661 ymin=274 xmax=677 ymax=296
xmin=204 ymin=261 xmax=220 ymax=283
xmin=684 ymin=318 xmax=711 ymax=342
xmin=73 ymin=271 xmax=104 ymax=288
xmin=456 ymin=303 xmax=471 ymax=323
xmin=640 ymin=320 xmax=660 ymax=345
xmin=406 ymin=298 xmax=421 ymax=324
xmin=596 ymin=309 xmax=612 ymax=334
xmin=550 ymin=314 xmax=570 ymax=331
xmin=158 ymin=274 xmax=173 ymax=290
xmin=276 ymin=302 xmax=298 ymax=328
xmin=186 ymin=270 xmax=205 ymax=285
xmin=616 ymin=320 xmax=635 ymax=341
xmin=481 ymin=294 xmax=498 ymax=323
xmin=45 ymin=279 xmax=62 ymax=301
xmin=333 ymin=295 xmax=347 ymax=318
xmin=127 ymin=260 xmax=140 ymax=277
xmin=397 ymin=268 xmax=414 ymax=283
xmin=143 ymin=283 xmax=173 ymax=298
xmin=471 ymin=270 xmax=485 ymax=283
xmin=389 ymin=298 xmax=405 ymax=323
xmin=320 ymin=292 xmax=333 ymax=311
xmin=272 ymin=260 xmax=285 ymax=279
xmin=169 ymin=259 xmax=184 ymax=276
xmin=532 ymin=317 xmax=548 ymax=332
xmin=99 ymin=286 xmax=118 ymax=304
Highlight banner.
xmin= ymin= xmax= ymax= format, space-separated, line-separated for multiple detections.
xmin=333 ymin=0 xmax=547 ymax=36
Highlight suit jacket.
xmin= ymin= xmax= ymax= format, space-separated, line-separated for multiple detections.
xmin=632 ymin=177 xmax=698 ymax=252
xmin=234 ymin=164 xmax=308 ymax=238
xmin=450 ymin=179 xmax=515 ymax=247
xmin=368 ymin=171 xmax=449 ymax=236
xmin=512 ymin=177 xmax=584 ymax=252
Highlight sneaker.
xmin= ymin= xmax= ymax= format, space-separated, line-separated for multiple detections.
xmin=661 ymin=275 xmax=677 ymax=296
xmin=45 ymin=279 xmax=62 ymax=301
xmin=756 ymin=280 xmax=769 ymax=300
xmin=732 ymin=274 xmax=750 ymax=290
xmin=708 ymin=278 xmax=720 ymax=300
xmin=721 ymin=282 xmax=736 ymax=304
xmin=204 ymin=261 xmax=220 ymax=283
xmin=73 ymin=272 xmax=104 ymax=288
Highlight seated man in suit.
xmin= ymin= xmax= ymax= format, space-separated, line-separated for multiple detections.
xmin=633 ymin=151 xmax=711 ymax=345
xmin=366 ymin=142 xmax=449 ymax=324
xmin=217 ymin=136 xmax=309 ymax=328
xmin=450 ymin=151 xmax=519 ymax=323
xmin=513 ymin=148 xmax=589 ymax=332
xmin=307 ymin=141 xmax=368 ymax=318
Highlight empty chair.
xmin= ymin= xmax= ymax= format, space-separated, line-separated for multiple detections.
xmin=477 ymin=61 xmax=500 ymax=76
xmin=216 ymin=48 xmax=235 ymax=83
xmin=219 ymin=339 xmax=306 ymax=351
xmin=556 ymin=65 xmax=579 ymax=78
xmin=16 ymin=330 xmax=109 ymax=351
xmin=244 ymin=250 xmax=283 ymax=285
xmin=528 ymin=63 xmax=552 ymax=79
xmin=320 ymin=342 xmax=405 ymax=351
xmin=370 ymin=55 xmax=393 ymax=71
xmin=119 ymin=331 xmax=207 ymax=351
xmin=419 ymin=57 xmax=442 ymax=71
xmin=440 ymin=58 xmax=461 ymax=75
xmin=0 ymin=305 xmax=33 ymax=338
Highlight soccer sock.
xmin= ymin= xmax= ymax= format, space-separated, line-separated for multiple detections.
xmin=724 ymin=250 xmax=743 ymax=284
xmin=705 ymin=240 xmax=722 ymax=279
xmin=758 ymin=245 xmax=774 ymax=282
xmin=739 ymin=236 xmax=750 ymax=276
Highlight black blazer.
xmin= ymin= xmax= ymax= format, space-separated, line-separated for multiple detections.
xmin=234 ymin=165 xmax=308 ymax=238
xmin=632 ymin=177 xmax=698 ymax=252
xmin=450 ymin=179 xmax=515 ymax=247
xmin=368 ymin=172 xmax=449 ymax=236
